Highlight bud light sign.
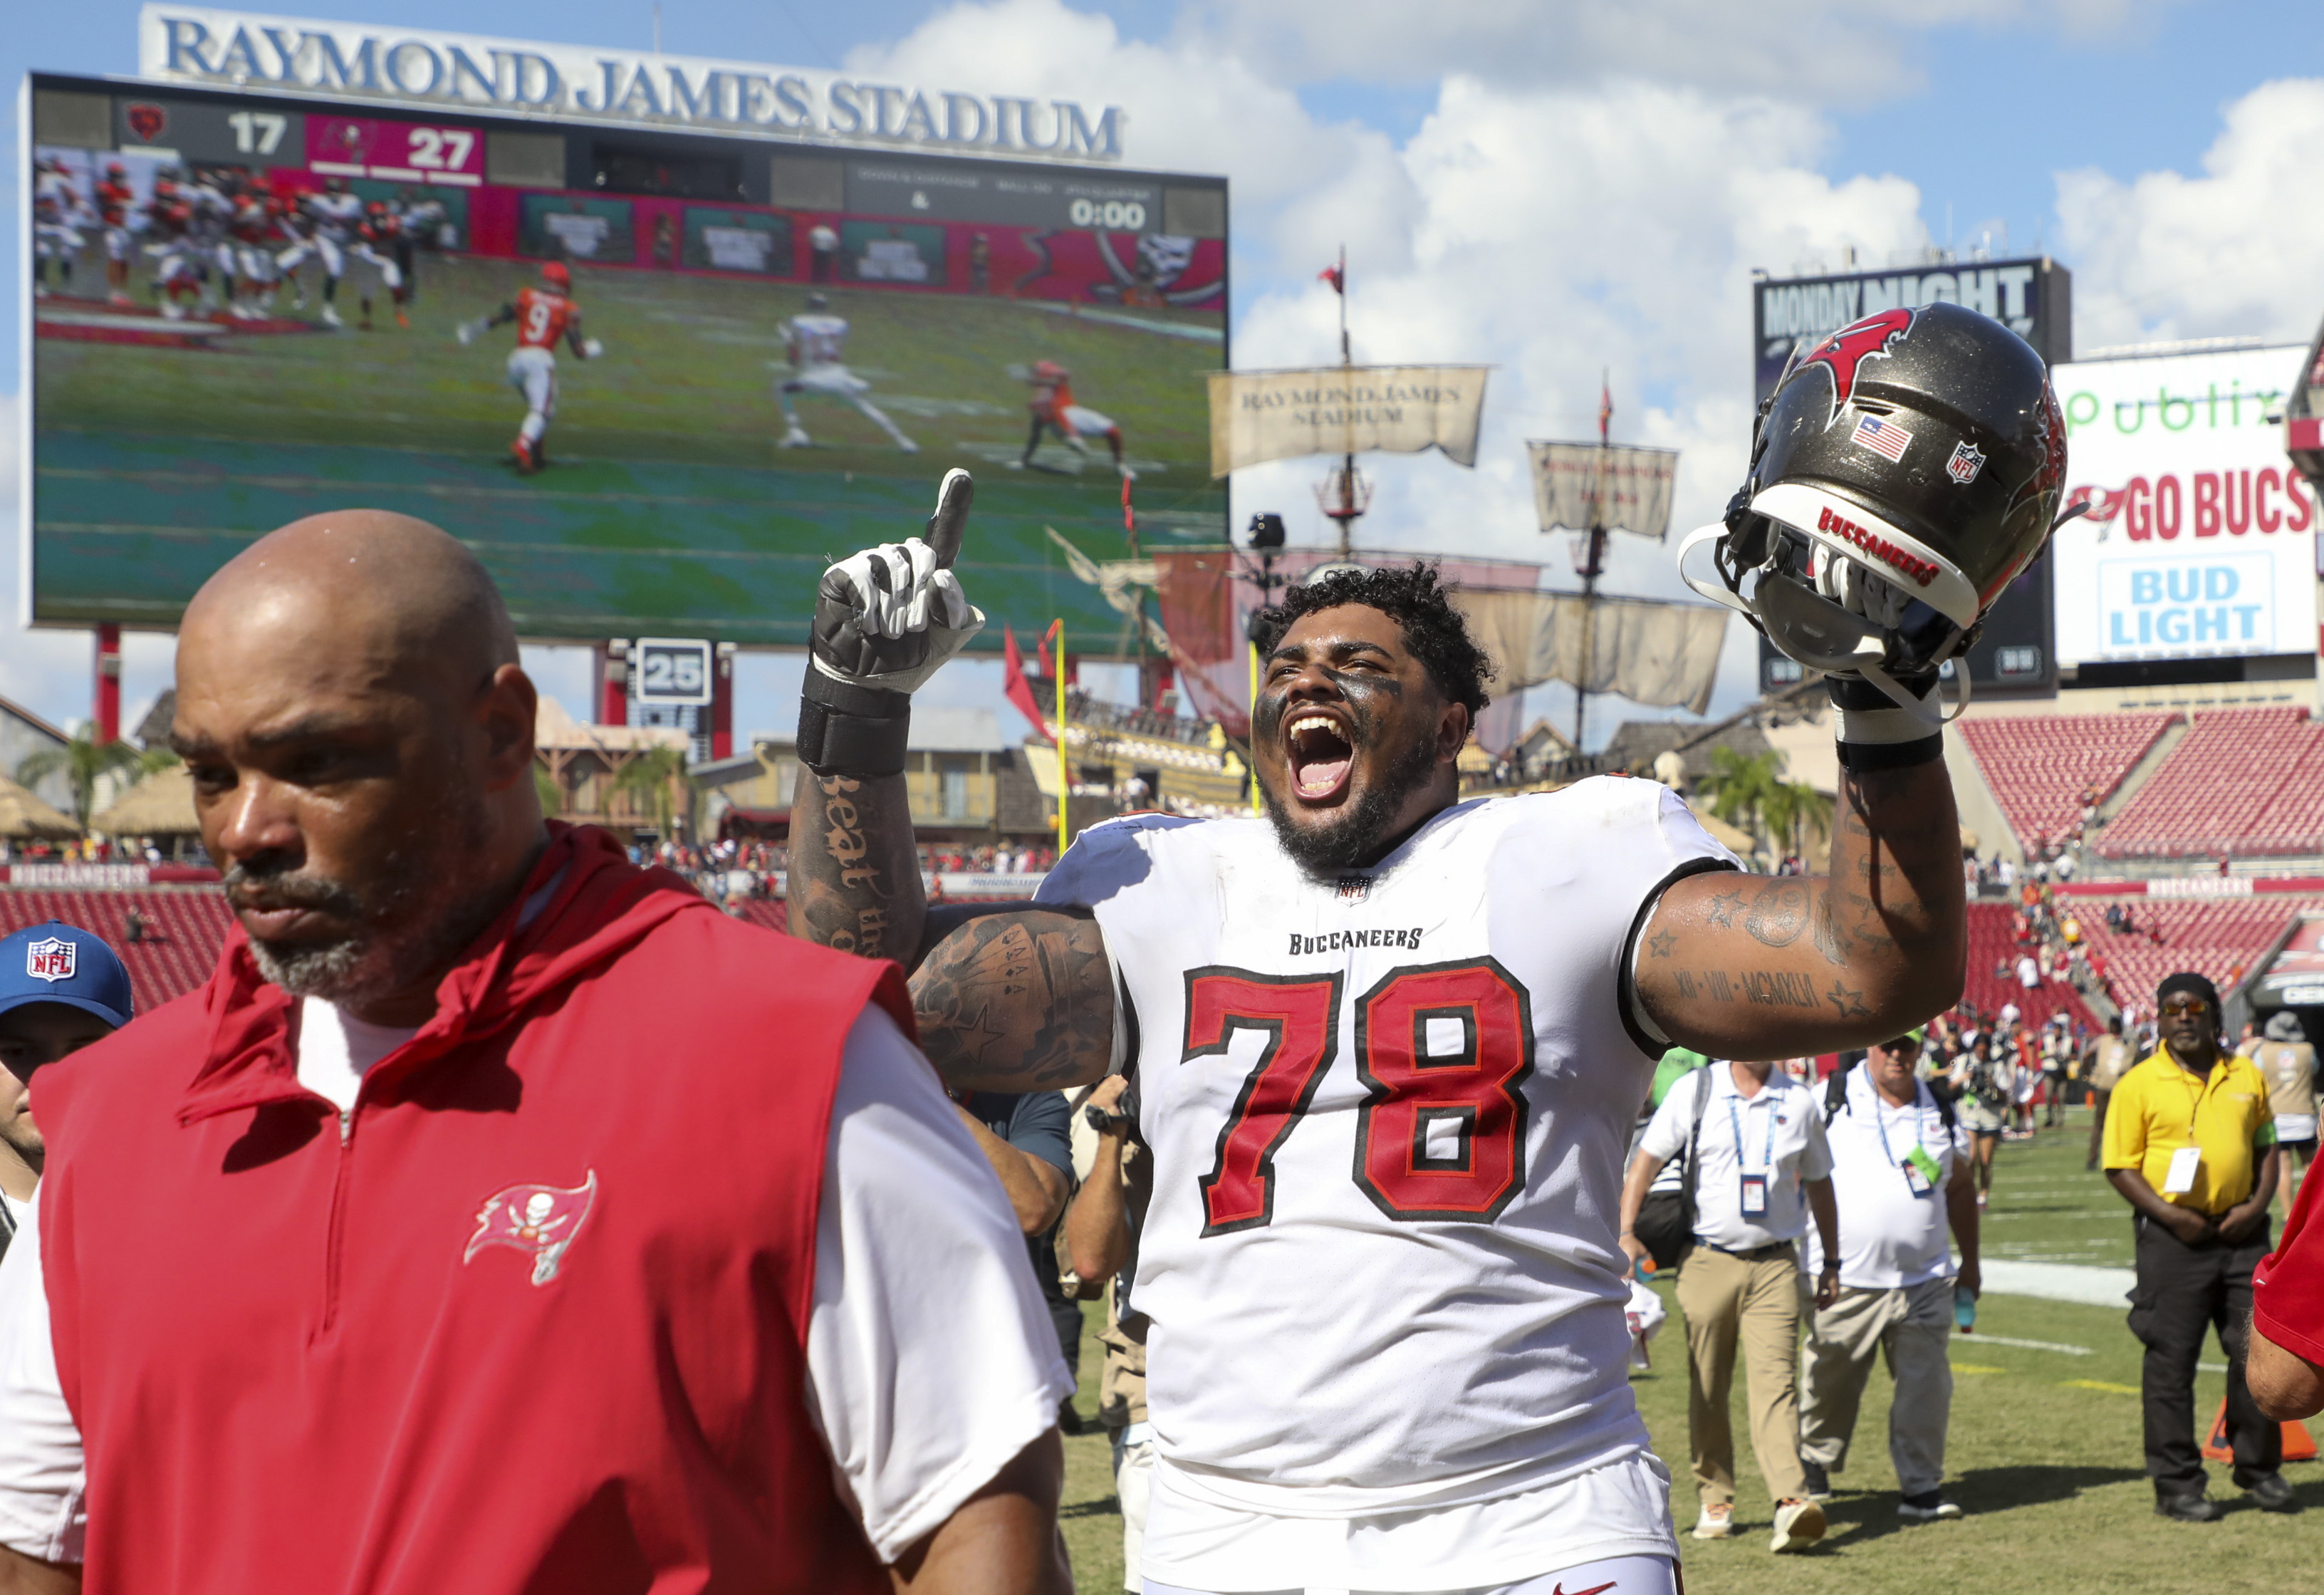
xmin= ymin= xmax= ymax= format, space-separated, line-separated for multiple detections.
xmin=2098 ymin=554 xmax=2273 ymax=650
xmin=2051 ymin=346 xmax=2317 ymax=667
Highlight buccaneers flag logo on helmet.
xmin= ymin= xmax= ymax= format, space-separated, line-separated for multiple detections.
xmin=1798 ymin=308 xmax=1917 ymax=429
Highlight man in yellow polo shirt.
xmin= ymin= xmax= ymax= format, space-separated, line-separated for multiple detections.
xmin=2102 ymin=971 xmax=2292 ymax=1521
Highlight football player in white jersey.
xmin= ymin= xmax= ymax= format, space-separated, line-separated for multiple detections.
xmin=774 ymin=292 xmax=918 ymax=454
xmin=31 ymin=155 xmax=86 ymax=301
xmin=785 ymin=310 xmax=2065 ymax=1593
xmin=277 ymin=177 xmax=363 ymax=327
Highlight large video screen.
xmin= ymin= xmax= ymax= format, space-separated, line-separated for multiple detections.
xmin=25 ymin=74 xmax=1229 ymax=650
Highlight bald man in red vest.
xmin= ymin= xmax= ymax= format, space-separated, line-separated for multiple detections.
xmin=0 ymin=511 xmax=1071 ymax=1594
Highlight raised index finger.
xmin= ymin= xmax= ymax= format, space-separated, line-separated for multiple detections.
xmin=925 ymin=468 xmax=974 ymax=571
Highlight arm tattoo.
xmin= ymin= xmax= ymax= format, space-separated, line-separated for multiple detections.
xmin=1744 ymin=881 xmax=1808 ymax=948
xmin=1672 ymin=967 xmax=1819 ymax=1009
xmin=909 ymin=911 xmax=1116 ymax=1091
xmin=788 ymin=770 xmax=924 ymax=963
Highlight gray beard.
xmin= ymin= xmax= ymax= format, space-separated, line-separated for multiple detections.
xmin=234 ymin=784 xmax=499 ymax=1012
xmin=1262 ymin=728 xmax=1442 ymax=880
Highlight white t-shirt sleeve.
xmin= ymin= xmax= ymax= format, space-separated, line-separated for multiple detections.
xmin=803 ymin=1005 xmax=1074 ymax=1564
xmin=1798 ymin=1099 xmax=1835 ymax=1182
xmin=0 ymin=1195 xmax=86 ymax=1564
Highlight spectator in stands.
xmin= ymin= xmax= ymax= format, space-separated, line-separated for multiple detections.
xmin=2251 ymin=1012 xmax=2317 ymax=1195
xmin=0 ymin=922 xmax=133 ymax=1251
xmin=2102 ymin=972 xmax=2292 ymax=1520
xmin=1798 ymin=1034 xmax=1979 ymax=1522
xmin=1620 ymin=1058 xmax=1840 ymax=1552
xmin=1066 ymin=1075 xmax=1153 ymax=1590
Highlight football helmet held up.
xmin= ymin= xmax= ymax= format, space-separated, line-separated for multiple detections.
xmin=1681 ymin=300 xmax=2070 ymax=719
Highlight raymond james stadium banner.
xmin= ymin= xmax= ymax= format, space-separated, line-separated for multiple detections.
xmin=137 ymin=5 xmax=1125 ymax=160
xmin=2051 ymin=346 xmax=2315 ymax=667
xmin=1205 ymin=365 xmax=1490 ymax=476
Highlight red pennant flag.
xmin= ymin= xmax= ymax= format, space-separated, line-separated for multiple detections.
xmin=1003 ymin=624 xmax=1053 ymax=745
xmin=1598 ymin=375 xmax=1614 ymax=443
xmin=1319 ymin=262 xmax=1344 ymax=294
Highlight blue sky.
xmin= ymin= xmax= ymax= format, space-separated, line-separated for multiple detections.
xmin=6 ymin=0 xmax=2323 ymax=747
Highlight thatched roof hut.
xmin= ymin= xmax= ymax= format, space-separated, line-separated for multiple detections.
xmin=0 ymin=776 xmax=80 ymax=841
xmin=90 ymin=766 xmax=198 ymax=837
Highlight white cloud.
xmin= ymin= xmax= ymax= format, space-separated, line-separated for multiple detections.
xmin=2057 ymin=77 xmax=2324 ymax=351
xmin=1171 ymin=0 xmax=2190 ymax=103
xmin=850 ymin=2 xmax=1938 ymax=739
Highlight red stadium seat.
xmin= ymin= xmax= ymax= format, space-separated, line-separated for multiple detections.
xmin=2098 ymin=707 xmax=2324 ymax=860
xmin=1958 ymin=712 xmax=2177 ymax=858
xmin=0 ymin=890 xmax=236 ymax=1014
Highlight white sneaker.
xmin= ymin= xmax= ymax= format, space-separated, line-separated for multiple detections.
xmin=780 ymin=427 xmax=811 ymax=448
xmin=320 ymin=303 xmax=343 ymax=328
xmin=1771 ymin=1497 xmax=1827 ymax=1552
xmin=1692 ymin=1503 xmax=1734 ymax=1540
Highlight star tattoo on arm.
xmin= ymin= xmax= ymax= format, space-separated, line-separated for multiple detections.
xmin=1705 ymin=889 xmax=1745 ymax=929
xmin=1648 ymin=928 xmax=1678 ymax=960
xmin=1825 ymin=980 xmax=1871 ymax=1020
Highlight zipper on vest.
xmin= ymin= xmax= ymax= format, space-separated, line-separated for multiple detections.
xmin=318 ymin=1104 xmax=357 ymax=1340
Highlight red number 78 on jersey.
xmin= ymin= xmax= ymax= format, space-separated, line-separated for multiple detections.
xmin=1184 ymin=960 xmax=1534 ymax=1235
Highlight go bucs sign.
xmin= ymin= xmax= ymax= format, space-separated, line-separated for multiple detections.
xmin=2051 ymin=346 xmax=2316 ymax=666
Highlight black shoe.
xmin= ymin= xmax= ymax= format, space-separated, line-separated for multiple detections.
xmin=2236 ymin=1471 xmax=2300 ymax=1513
xmin=2155 ymin=1492 xmax=2225 ymax=1522
xmin=1800 ymin=1458 xmax=1833 ymax=1501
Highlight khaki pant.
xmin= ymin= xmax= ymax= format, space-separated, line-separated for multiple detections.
xmin=1798 ymin=1278 xmax=1954 ymax=1497
xmin=1676 ymin=1242 xmax=1810 ymax=1507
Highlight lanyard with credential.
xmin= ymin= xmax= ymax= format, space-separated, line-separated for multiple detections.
xmin=1728 ymin=1087 xmax=1778 ymax=1221
xmin=1868 ymin=1077 xmax=1944 ymax=1193
xmin=1727 ymin=1091 xmax=1778 ymax=1171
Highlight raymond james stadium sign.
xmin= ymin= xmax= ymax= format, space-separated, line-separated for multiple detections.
xmin=135 ymin=5 xmax=1127 ymax=160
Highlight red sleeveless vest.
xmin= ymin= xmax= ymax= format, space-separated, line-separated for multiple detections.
xmin=33 ymin=825 xmax=906 ymax=1594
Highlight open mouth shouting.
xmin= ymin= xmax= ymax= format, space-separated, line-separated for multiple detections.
xmin=1286 ymin=710 xmax=1357 ymax=802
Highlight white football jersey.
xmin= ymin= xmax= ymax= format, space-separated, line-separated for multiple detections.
xmin=789 ymin=313 xmax=850 ymax=366
xmin=1036 ymin=778 xmax=1736 ymax=1516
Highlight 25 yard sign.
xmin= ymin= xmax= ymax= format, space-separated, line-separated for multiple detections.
xmin=633 ymin=638 xmax=714 ymax=707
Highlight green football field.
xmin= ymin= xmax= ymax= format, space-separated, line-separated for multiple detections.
xmin=1056 ymin=1113 xmax=2322 ymax=1593
xmin=31 ymin=254 xmax=1226 ymax=648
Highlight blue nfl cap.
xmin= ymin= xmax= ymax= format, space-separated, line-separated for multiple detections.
xmin=0 ymin=922 xmax=133 ymax=1030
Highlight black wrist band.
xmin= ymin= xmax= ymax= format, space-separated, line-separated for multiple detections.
xmin=797 ymin=670 xmax=911 ymax=776
xmin=1836 ymin=733 xmax=1944 ymax=771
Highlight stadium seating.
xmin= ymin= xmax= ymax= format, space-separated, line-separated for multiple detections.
xmin=2076 ymin=894 xmax=2323 ymax=1014
xmin=1958 ymin=712 xmax=2178 ymax=858
xmin=0 ymin=890 xmax=236 ymax=1010
xmin=2097 ymin=707 xmax=2324 ymax=859
xmin=1961 ymin=901 xmax=2099 ymax=1030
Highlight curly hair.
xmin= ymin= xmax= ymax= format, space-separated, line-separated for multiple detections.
xmin=1249 ymin=562 xmax=1491 ymax=717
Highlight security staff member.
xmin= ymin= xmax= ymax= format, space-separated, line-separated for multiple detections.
xmin=2102 ymin=972 xmax=2295 ymax=1520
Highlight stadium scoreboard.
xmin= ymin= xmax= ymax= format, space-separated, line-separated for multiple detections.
xmin=22 ymin=68 xmax=1229 ymax=653
xmin=1749 ymin=255 xmax=2073 ymax=696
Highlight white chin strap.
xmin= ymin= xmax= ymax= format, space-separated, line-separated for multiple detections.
xmin=1678 ymin=521 xmax=1970 ymax=725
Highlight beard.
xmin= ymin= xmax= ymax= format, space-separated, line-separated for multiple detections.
xmin=1261 ymin=724 xmax=1442 ymax=879
xmin=229 ymin=784 xmax=499 ymax=1012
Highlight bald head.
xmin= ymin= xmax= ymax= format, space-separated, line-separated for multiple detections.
xmin=184 ymin=509 xmax=517 ymax=690
xmin=174 ymin=509 xmax=545 ymax=1027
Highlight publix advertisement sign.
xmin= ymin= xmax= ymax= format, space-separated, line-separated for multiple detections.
xmin=2052 ymin=346 xmax=2315 ymax=667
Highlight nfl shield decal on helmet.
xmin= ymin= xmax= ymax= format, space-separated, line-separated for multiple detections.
xmin=1947 ymin=440 xmax=1987 ymax=486
xmin=24 ymin=939 xmax=74 ymax=983
xmin=465 ymin=1171 xmax=598 ymax=1286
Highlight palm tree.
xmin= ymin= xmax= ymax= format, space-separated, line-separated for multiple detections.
xmin=610 ymin=746 xmax=689 ymax=837
xmin=1694 ymin=746 xmax=1829 ymax=862
xmin=16 ymin=728 xmax=157 ymax=829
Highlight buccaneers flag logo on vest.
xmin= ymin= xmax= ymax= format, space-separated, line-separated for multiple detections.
xmin=1798 ymin=307 xmax=1916 ymax=429
xmin=465 ymin=1171 xmax=598 ymax=1286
